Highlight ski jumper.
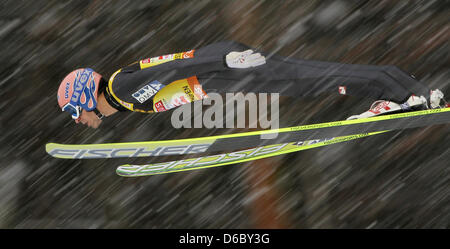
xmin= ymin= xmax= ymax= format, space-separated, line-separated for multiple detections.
xmin=104 ymin=41 xmax=430 ymax=113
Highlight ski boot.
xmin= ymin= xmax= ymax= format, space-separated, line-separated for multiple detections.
xmin=346 ymin=95 xmax=428 ymax=120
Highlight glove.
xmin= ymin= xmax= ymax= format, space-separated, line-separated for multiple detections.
xmin=225 ymin=49 xmax=266 ymax=69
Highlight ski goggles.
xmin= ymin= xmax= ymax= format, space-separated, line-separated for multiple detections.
xmin=62 ymin=102 xmax=82 ymax=120
xmin=62 ymin=102 xmax=105 ymax=120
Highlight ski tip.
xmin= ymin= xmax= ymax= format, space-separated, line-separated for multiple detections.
xmin=45 ymin=143 xmax=56 ymax=154
xmin=116 ymin=165 xmax=141 ymax=177
xmin=45 ymin=143 xmax=57 ymax=148
xmin=45 ymin=143 xmax=77 ymax=159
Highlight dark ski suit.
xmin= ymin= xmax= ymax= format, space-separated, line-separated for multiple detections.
xmin=105 ymin=41 xmax=429 ymax=112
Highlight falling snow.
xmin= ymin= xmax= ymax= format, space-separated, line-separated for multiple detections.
xmin=0 ymin=0 xmax=449 ymax=228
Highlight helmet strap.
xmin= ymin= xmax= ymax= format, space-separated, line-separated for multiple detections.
xmin=92 ymin=108 xmax=105 ymax=120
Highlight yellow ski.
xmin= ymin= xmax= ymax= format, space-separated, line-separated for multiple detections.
xmin=46 ymin=108 xmax=450 ymax=159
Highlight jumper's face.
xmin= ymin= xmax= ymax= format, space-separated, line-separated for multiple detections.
xmin=75 ymin=109 xmax=102 ymax=128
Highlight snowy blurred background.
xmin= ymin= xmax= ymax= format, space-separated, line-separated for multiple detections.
xmin=0 ymin=0 xmax=449 ymax=228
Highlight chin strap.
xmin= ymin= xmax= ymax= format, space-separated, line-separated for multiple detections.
xmin=92 ymin=108 xmax=105 ymax=120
